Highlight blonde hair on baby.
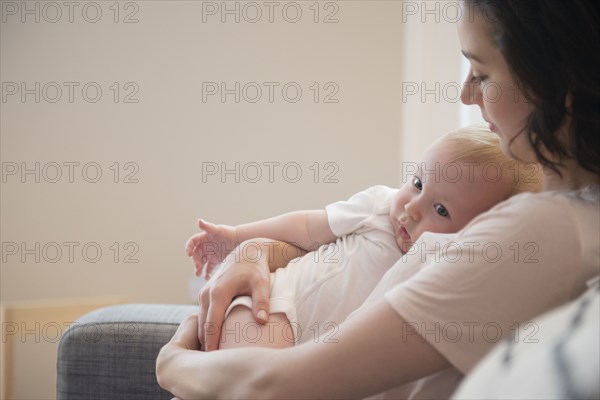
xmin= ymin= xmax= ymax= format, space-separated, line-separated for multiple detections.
xmin=430 ymin=125 xmax=544 ymax=196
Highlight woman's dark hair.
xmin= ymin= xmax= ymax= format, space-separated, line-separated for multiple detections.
xmin=466 ymin=0 xmax=600 ymax=175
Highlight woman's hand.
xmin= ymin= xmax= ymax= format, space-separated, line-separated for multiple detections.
xmin=197 ymin=238 xmax=306 ymax=351
xmin=157 ymin=312 xmax=276 ymax=400
xmin=197 ymin=239 xmax=273 ymax=351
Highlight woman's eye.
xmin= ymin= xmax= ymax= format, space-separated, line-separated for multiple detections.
xmin=413 ymin=177 xmax=423 ymax=190
xmin=471 ymin=74 xmax=488 ymax=85
xmin=435 ymin=204 xmax=449 ymax=218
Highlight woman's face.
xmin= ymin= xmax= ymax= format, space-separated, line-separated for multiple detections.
xmin=457 ymin=6 xmax=537 ymax=163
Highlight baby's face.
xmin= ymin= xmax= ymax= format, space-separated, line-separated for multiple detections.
xmin=389 ymin=146 xmax=508 ymax=253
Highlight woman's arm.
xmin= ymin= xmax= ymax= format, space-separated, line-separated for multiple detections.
xmin=157 ymin=299 xmax=450 ymax=399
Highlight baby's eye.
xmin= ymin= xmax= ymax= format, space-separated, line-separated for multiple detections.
xmin=435 ymin=204 xmax=450 ymax=218
xmin=413 ymin=177 xmax=423 ymax=190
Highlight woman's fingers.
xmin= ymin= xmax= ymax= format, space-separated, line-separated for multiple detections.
xmin=251 ymin=273 xmax=271 ymax=324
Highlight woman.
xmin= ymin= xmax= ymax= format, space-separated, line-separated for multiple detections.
xmin=157 ymin=1 xmax=600 ymax=398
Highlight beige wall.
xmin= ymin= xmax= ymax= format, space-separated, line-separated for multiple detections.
xmin=1 ymin=1 xmax=476 ymax=398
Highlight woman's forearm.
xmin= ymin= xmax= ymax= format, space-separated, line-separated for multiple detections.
xmin=266 ymin=301 xmax=449 ymax=399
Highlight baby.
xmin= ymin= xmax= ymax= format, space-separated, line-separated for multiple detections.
xmin=186 ymin=126 xmax=544 ymax=348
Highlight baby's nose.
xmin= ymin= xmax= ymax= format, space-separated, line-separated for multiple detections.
xmin=399 ymin=214 xmax=411 ymax=224
xmin=404 ymin=201 xmax=421 ymax=222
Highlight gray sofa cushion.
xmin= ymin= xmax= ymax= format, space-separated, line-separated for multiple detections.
xmin=56 ymin=304 xmax=196 ymax=400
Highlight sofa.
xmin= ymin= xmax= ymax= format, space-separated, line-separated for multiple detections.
xmin=56 ymin=281 xmax=599 ymax=399
xmin=56 ymin=304 xmax=196 ymax=400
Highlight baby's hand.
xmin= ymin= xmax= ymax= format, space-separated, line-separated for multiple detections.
xmin=185 ymin=219 xmax=238 ymax=279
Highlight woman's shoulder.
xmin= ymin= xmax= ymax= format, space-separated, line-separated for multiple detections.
xmin=482 ymin=185 xmax=597 ymax=221
xmin=461 ymin=185 xmax=599 ymax=241
xmin=516 ymin=184 xmax=600 ymax=204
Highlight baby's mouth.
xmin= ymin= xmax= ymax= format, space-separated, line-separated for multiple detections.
xmin=397 ymin=224 xmax=412 ymax=241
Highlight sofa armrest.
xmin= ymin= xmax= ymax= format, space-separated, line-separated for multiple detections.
xmin=56 ymin=304 xmax=197 ymax=400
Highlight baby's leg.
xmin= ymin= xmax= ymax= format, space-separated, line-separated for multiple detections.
xmin=219 ymin=305 xmax=294 ymax=349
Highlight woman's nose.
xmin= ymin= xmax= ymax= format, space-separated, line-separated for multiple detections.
xmin=461 ymin=73 xmax=481 ymax=106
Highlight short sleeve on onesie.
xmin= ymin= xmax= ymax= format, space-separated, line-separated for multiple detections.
xmin=326 ymin=185 xmax=398 ymax=238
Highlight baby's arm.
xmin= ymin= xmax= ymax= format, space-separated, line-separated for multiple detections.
xmin=186 ymin=210 xmax=336 ymax=278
